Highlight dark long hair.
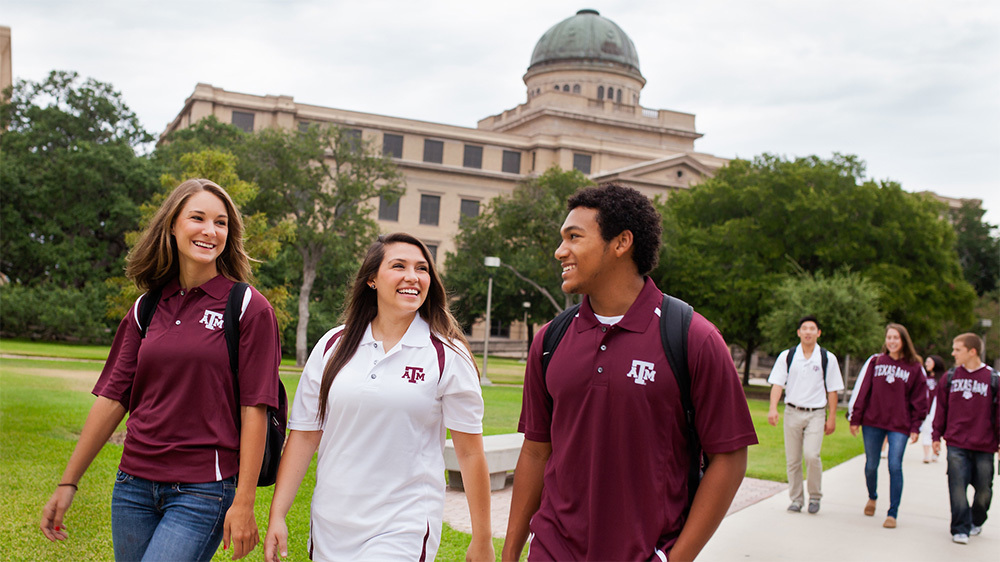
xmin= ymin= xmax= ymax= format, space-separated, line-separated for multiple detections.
xmin=925 ymin=355 xmax=946 ymax=379
xmin=126 ymin=178 xmax=251 ymax=291
xmin=316 ymin=233 xmax=476 ymax=423
xmin=881 ymin=323 xmax=921 ymax=365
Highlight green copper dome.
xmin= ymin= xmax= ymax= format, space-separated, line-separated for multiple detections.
xmin=529 ymin=9 xmax=641 ymax=76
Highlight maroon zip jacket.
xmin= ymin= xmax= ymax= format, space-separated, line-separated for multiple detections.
xmin=851 ymin=354 xmax=928 ymax=434
xmin=932 ymin=365 xmax=1000 ymax=453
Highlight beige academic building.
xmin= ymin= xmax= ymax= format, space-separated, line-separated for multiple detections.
xmin=162 ymin=9 xmax=727 ymax=266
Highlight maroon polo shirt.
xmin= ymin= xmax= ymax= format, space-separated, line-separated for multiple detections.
xmin=518 ymin=277 xmax=758 ymax=561
xmin=932 ymin=365 xmax=1000 ymax=453
xmin=93 ymin=275 xmax=281 ymax=483
xmin=850 ymin=354 xmax=928 ymax=435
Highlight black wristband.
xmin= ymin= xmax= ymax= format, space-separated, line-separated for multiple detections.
xmin=58 ymin=483 xmax=78 ymax=491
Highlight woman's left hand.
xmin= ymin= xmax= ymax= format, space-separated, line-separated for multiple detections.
xmin=222 ymin=499 xmax=259 ymax=560
xmin=466 ymin=535 xmax=495 ymax=562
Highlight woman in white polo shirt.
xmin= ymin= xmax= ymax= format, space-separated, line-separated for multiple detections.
xmin=264 ymin=233 xmax=493 ymax=562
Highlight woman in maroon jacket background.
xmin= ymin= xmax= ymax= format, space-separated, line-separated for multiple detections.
xmin=850 ymin=323 xmax=929 ymax=529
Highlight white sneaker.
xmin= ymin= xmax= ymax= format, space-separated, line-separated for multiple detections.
xmin=970 ymin=525 xmax=982 ymax=536
xmin=952 ymin=534 xmax=969 ymax=544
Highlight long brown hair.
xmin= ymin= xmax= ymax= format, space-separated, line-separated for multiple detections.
xmin=126 ymin=179 xmax=251 ymax=291
xmin=881 ymin=323 xmax=921 ymax=365
xmin=317 ymin=233 xmax=476 ymax=423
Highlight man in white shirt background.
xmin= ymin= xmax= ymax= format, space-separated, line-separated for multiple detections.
xmin=768 ymin=315 xmax=845 ymax=514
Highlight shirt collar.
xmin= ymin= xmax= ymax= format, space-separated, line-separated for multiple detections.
xmin=160 ymin=274 xmax=232 ymax=300
xmin=577 ymin=276 xmax=662 ymax=333
xmin=361 ymin=313 xmax=432 ymax=347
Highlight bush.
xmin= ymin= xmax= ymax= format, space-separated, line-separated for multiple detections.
xmin=0 ymin=282 xmax=119 ymax=343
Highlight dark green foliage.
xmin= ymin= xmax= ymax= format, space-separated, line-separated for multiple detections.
xmin=444 ymin=167 xmax=592 ymax=330
xmin=950 ymin=199 xmax=1000 ymax=296
xmin=759 ymin=271 xmax=886 ymax=359
xmin=0 ymin=71 xmax=159 ymax=288
xmin=0 ymin=281 xmax=118 ymax=344
xmin=657 ymin=154 xmax=976 ymax=380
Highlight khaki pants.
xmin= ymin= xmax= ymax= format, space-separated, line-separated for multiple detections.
xmin=784 ymin=405 xmax=826 ymax=505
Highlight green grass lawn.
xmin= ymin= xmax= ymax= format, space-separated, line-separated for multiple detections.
xmin=1 ymin=339 xmax=863 ymax=560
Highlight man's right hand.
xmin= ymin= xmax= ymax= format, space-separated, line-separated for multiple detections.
xmin=932 ymin=441 xmax=941 ymax=456
xmin=767 ymin=409 xmax=779 ymax=426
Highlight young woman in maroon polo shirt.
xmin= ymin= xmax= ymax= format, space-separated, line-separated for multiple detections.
xmin=40 ymin=179 xmax=281 ymax=561
xmin=850 ymin=323 xmax=929 ymax=529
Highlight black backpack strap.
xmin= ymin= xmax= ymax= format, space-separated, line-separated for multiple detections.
xmin=785 ymin=345 xmax=796 ymax=372
xmin=136 ymin=286 xmax=163 ymax=338
xmin=540 ymin=303 xmax=582 ymax=387
xmin=821 ymin=347 xmax=829 ymax=393
xmin=660 ymin=294 xmax=698 ymax=506
xmin=224 ymin=282 xmax=250 ymax=377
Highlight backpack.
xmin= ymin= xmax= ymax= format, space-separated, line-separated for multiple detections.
xmin=541 ymin=293 xmax=704 ymax=508
xmin=944 ymin=366 xmax=1000 ymax=407
xmin=785 ymin=345 xmax=830 ymax=392
xmin=137 ymin=282 xmax=288 ymax=487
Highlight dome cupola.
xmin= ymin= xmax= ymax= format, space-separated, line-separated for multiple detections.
xmin=528 ymin=9 xmax=642 ymax=81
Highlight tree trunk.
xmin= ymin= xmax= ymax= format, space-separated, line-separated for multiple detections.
xmin=295 ymin=246 xmax=322 ymax=366
xmin=742 ymin=342 xmax=757 ymax=386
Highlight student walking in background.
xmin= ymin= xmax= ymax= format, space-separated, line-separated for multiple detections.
xmin=850 ymin=323 xmax=929 ymax=529
xmin=264 ymin=233 xmax=493 ymax=562
xmin=40 ymin=179 xmax=282 ymax=561
xmin=932 ymin=333 xmax=999 ymax=545
xmin=768 ymin=315 xmax=844 ymax=514
xmin=920 ymin=355 xmax=947 ymax=463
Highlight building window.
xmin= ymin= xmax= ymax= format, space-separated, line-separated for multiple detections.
xmin=572 ymin=84 xmax=581 ymax=94
xmin=463 ymin=145 xmax=483 ymax=169
xmin=597 ymin=86 xmax=604 ymax=99
xmin=378 ymin=196 xmax=399 ymax=221
xmin=553 ymin=85 xmax=559 ymax=90
xmin=232 ymin=111 xmax=255 ymax=132
xmin=502 ymin=150 xmax=521 ymax=174
xmin=562 ymin=84 xmax=569 ymax=92
xmin=343 ymin=128 xmax=362 ymax=152
xmin=616 ymin=89 xmax=622 ymax=104
xmin=383 ymin=133 xmax=403 ymax=158
xmin=490 ymin=319 xmax=510 ymax=338
xmin=423 ymin=139 xmax=444 ymax=164
xmin=425 ymin=244 xmax=438 ymax=263
xmin=420 ymin=194 xmax=441 ymax=225
xmin=573 ymin=153 xmax=592 ymax=175
xmin=460 ymin=199 xmax=480 ymax=219
xmin=298 ymin=121 xmax=311 ymax=133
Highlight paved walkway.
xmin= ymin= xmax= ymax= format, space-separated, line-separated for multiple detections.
xmin=444 ymin=444 xmax=997 ymax=560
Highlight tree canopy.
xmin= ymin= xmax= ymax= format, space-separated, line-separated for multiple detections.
xmin=657 ymin=153 xmax=976 ymax=381
xmin=951 ymin=199 xmax=999 ymax=296
xmin=1 ymin=71 xmax=159 ymax=287
xmin=444 ymin=167 xmax=593 ymax=331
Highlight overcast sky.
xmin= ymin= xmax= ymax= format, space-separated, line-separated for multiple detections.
xmin=6 ymin=0 xmax=999 ymax=223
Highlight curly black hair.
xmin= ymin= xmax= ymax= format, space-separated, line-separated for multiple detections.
xmin=567 ymin=182 xmax=662 ymax=275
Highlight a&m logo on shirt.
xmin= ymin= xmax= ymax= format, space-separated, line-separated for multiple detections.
xmin=627 ymin=360 xmax=656 ymax=385
xmin=402 ymin=366 xmax=425 ymax=384
xmin=199 ymin=310 xmax=224 ymax=331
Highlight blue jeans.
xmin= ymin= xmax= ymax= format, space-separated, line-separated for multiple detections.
xmin=862 ymin=426 xmax=908 ymax=518
xmin=111 ymin=470 xmax=236 ymax=561
xmin=946 ymin=446 xmax=995 ymax=535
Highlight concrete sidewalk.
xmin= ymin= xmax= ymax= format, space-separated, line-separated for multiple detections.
xmin=700 ymin=443 xmax=997 ymax=561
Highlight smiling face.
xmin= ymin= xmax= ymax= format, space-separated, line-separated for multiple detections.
xmin=371 ymin=242 xmax=431 ymax=316
xmin=171 ymin=190 xmax=228 ymax=278
xmin=554 ymin=207 xmax=614 ymax=295
xmin=885 ymin=328 xmax=903 ymax=356
xmin=924 ymin=356 xmax=935 ymax=373
xmin=797 ymin=321 xmax=821 ymax=346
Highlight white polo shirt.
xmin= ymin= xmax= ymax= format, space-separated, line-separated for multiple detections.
xmin=289 ymin=314 xmax=484 ymax=561
xmin=768 ymin=345 xmax=845 ymax=409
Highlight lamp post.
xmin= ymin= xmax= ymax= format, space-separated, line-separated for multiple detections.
xmin=522 ymin=301 xmax=531 ymax=361
xmin=482 ymin=256 xmax=500 ymax=385
xmin=981 ymin=318 xmax=993 ymax=364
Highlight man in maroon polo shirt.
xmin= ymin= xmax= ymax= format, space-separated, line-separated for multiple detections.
xmin=502 ymin=183 xmax=758 ymax=562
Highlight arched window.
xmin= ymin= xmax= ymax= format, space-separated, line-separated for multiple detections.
xmin=607 ymin=87 xmax=615 ymax=100
xmin=597 ymin=86 xmax=604 ymax=99
xmin=554 ymin=85 xmax=559 ymax=90
xmin=572 ymin=84 xmax=581 ymax=94
xmin=616 ymin=89 xmax=622 ymax=104
xmin=562 ymin=84 xmax=570 ymax=92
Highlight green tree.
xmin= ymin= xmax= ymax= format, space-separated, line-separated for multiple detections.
xmin=950 ymin=199 xmax=999 ymax=296
xmin=658 ymin=154 xmax=976 ymax=383
xmin=444 ymin=167 xmax=593 ymax=330
xmin=759 ymin=270 xmax=885 ymax=367
xmin=0 ymin=71 xmax=159 ymax=287
xmin=241 ymin=125 xmax=404 ymax=365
